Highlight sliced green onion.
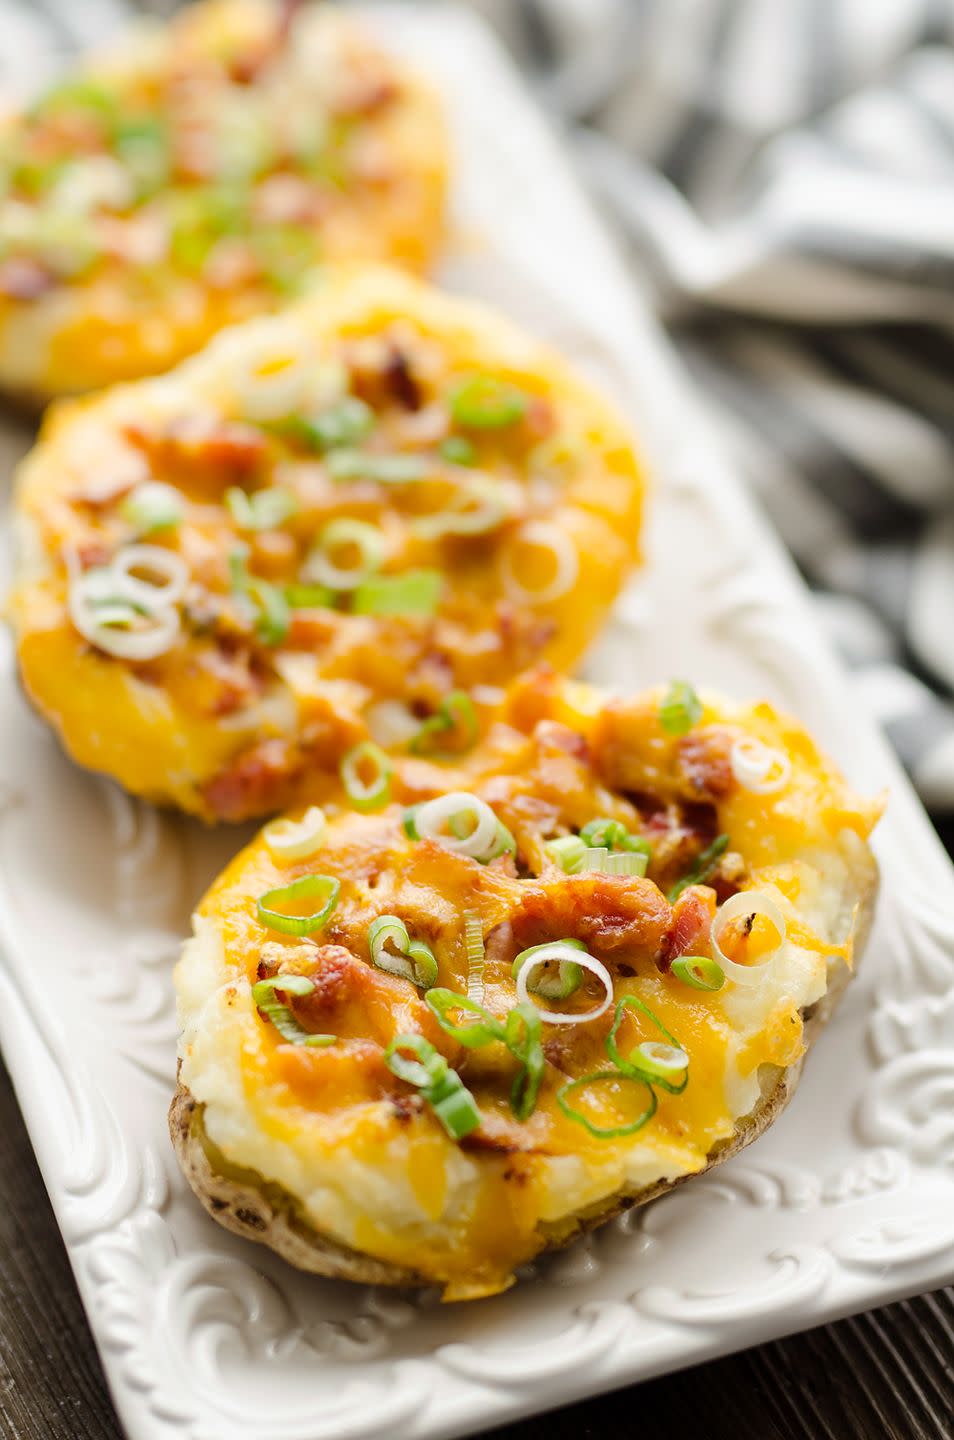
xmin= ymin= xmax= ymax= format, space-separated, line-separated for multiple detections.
xmin=327 ymin=450 xmax=432 ymax=484
xmin=412 ymin=792 xmax=499 ymax=861
xmin=251 ymin=974 xmax=335 ymax=1048
xmin=440 ymin=435 xmax=476 ymax=466
xmin=340 ymin=741 xmax=393 ymax=811
xmin=256 ymin=874 xmax=340 ymax=936
xmin=304 ymin=517 xmax=385 ymax=591
xmin=485 ymin=820 xmax=517 ymax=862
xmin=121 ymin=482 xmax=183 ymax=535
xmin=603 ymin=852 xmax=649 ymax=877
xmin=351 ymin=569 xmax=442 ymax=616
xmin=579 ymin=845 xmax=609 ymax=872
xmin=504 ymin=1003 xmax=545 ymax=1121
xmin=667 ymin=833 xmax=730 ymax=902
xmin=659 ymin=680 xmax=702 ymax=736
xmin=429 ymin=1080 xmax=482 ymax=1139
xmin=285 ymin=582 xmax=335 ymax=609
xmin=368 ymin=914 xmax=438 ymax=988
xmin=385 ymin=1033 xmax=481 ymax=1140
xmin=410 ymin=690 xmax=479 ymax=757
xmin=544 ymin=835 xmax=587 ymax=873
xmin=285 ymin=397 xmax=375 ymax=451
xmin=671 ymin=955 xmax=725 ymax=992
xmin=425 ymin=989 xmax=506 ymax=1048
xmin=402 ymin=805 xmax=421 ymax=840
xmin=384 ymin=1032 xmax=439 ymax=1088
xmin=247 ymin=577 xmax=290 ymax=645
xmin=606 ymin=995 xmax=688 ymax=1095
xmin=226 ymin=486 xmax=298 ymax=531
xmin=514 ymin=943 xmax=613 ymax=1026
xmin=262 ymin=806 xmax=327 ymax=863
xmin=579 ymin=818 xmax=629 ymax=849
xmin=450 ymin=375 xmax=528 ymax=430
xmin=512 ymin=939 xmax=586 ymax=1001
xmin=463 ymin=909 xmax=485 ymax=1004
xmin=556 ymin=1071 xmax=657 ymax=1139
xmin=412 ymin=477 xmax=512 ymax=540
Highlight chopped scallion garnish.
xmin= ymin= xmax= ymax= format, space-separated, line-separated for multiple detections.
xmin=384 ymin=1033 xmax=482 ymax=1140
xmin=351 ymin=569 xmax=442 ymax=616
xmin=409 ymin=689 xmax=479 ymax=757
xmin=304 ymin=517 xmax=385 ymax=591
xmin=659 ymin=680 xmax=702 ymax=736
xmin=327 ymin=450 xmax=432 ymax=484
xmin=283 ymin=397 xmax=375 ymax=452
xmin=544 ymin=835 xmax=588 ymax=873
xmin=556 ymin=1071 xmax=657 ymax=1139
xmin=450 ymin=375 xmax=528 ymax=430
xmin=605 ymin=995 xmax=688 ymax=1095
xmin=256 ymin=874 xmax=340 ymax=937
xmin=226 ymin=485 xmax=298 ymax=532
xmin=340 ymin=740 xmax=393 ymax=811
xmin=368 ymin=914 xmax=438 ymax=989
xmin=504 ymin=1003 xmax=545 ymax=1122
xmin=512 ymin=939 xmax=585 ymax=1001
xmin=667 ymin=833 xmax=730 ymax=902
xmin=671 ymin=955 xmax=725 ymax=991
xmin=121 ymin=481 xmax=183 ymax=536
xmin=251 ymin=974 xmax=335 ymax=1048
xmin=425 ymin=988 xmax=506 ymax=1048
xmin=440 ymin=435 xmax=476 ymax=466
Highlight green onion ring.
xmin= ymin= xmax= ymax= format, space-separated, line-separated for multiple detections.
xmin=409 ymin=690 xmax=479 ymax=757
xmin=385 ymin=1033 xmax=482 ymax=1140
xmin=504 ymin=1003 xmax=545 ymax=1122
xmin=262 ymin=806 xmax=327 ymax=863
xmin=305 ymin=517 xmax=386 ymax=591
xmin=256 ymin=874 xmax=340 ymax=936
xmin=511 ymin=939 xmax=586 ymax=1001
xmin=667 ymin=833 xmax=730 ymax=903
xmin=251 ymin=975 xmax=335 ymax=1047
xmin=556 ymin=1071 xmax=657 ymax=1139
xmin=450 ymin=375 xmax=528 ymax=430
xmin=606 ymin=995 xmax=688 ymax=1095
xmin=340 ymin=741 xmax=393 ymax=811
xmin=544 ymin=835 xmax=587 ymax=873
xmin=671 ymin=955 xmax=725 ymax=991
xmin=351 ymin=569 xmax=443 ymax=616
xmin=425 ymin=988 xmax=506 ymax=1048
xmin=659 ymin=679 xmax=703 ymax=736
xmin=368 ymin=914 xmax=438 ymax=988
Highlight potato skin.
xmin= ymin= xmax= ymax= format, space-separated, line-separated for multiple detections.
xmin=169 ymin=867 xmax=876 ymax=1295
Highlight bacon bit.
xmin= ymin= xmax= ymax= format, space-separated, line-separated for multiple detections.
xmin=201 ymin=737 xmax=298 ymax=821
xmin=188 ymin=642 xmax=264 ymax=717
xmin=0 ymin=256 xmax=56 ymax=301
xmin=657 ymin=886 xmax=716 ymax=972
xmin=510 ymin=873 xmax=671 ymax=958
xmin=330 ymin=71 xmax=398 ymax=118
xmin=124 ymin=417 xmax=268 ymax=485
xmin=72 ymin=540 xmax=112 ymax=569
xmin=383 ymin=345 xmax=421 ymax=411
xmin=677 ymin=730 xmax=736 ymax=800
xmin=521 ymin=396 xmax=557 ymax=443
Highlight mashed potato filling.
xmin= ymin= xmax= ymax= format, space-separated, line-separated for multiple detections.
xmin=175 ymin=677 xmax=880 ymax=1299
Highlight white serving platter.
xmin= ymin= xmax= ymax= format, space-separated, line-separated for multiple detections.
xmin=0 ymin=7 xmax=952 ymax=1439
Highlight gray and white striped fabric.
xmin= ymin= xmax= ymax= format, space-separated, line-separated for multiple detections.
xmin=471 ymin=0 xmax=954 ymax=813
xmin=4 ymin=0 xmax=954 ymax=810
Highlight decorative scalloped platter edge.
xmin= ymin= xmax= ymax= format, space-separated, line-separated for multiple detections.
xmin=0 ymin=8 xmax=951 ymax=1440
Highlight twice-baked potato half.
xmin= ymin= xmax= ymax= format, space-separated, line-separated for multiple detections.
xmin=9 ymin=268 xmax=645 ymax=820
xmin=171 ymin=670 xmax=881 ymax=1300
xmin=0 ymin=0 xmax=446 ymax=403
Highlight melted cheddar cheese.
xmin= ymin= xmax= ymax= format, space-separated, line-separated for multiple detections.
xmin=10 ymin=267 xmax=645 ymax=820
xmin=0 ymin=0 xmax=446 ymax=401
xmin=175 ymin=673 xmax=881 ymax=1298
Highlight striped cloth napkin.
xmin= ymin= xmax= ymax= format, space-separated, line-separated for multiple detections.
xmin=4 ymin=0 xmax=954 ymax=810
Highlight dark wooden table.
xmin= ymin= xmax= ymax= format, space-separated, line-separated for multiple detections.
xmin=1 ymin=824 xmax=952 ymax=1440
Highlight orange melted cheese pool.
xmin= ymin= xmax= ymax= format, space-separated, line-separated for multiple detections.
xmin=0 ymin=0 xmax=446 ymax=401
xmin=175 ymin=675 xmax=881 ymax=1298
xmin=10 ymin=267 xmax=645 ymax=821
